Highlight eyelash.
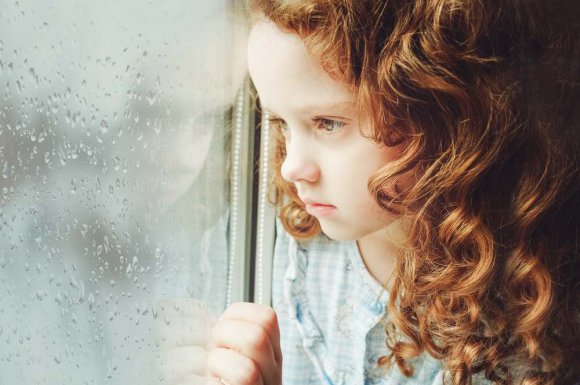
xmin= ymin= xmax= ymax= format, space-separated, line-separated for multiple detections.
xmin=314 ymin=118 xmax=346 ymax=134
xmin=266 ymin=117 xmax=346 ymax=135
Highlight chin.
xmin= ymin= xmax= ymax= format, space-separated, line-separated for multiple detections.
xmin=319 ymin=223 xmax=359 ymax=242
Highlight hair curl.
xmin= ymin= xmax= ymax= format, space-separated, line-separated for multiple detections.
xmin=248 ymin=0 xmax=580 ymax=384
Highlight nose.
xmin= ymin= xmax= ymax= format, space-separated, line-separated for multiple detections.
xmin=280 ymin=135 xmax=320 ymax=184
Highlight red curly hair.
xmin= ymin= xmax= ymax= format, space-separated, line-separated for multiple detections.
xmin=247 ymin=0 xmax=580 ymax=384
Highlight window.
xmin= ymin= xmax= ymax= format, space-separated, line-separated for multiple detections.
xmin=0 ymin=1 xmax=267 ymax=383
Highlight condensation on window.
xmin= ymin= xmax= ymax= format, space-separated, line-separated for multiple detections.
xmin=0 ymin=1 xmax=246 ymax=383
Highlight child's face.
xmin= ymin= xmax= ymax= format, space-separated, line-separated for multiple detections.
xmin=248 ymin=21 xmax=404 ymax=242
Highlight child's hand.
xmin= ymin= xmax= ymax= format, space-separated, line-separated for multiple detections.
xmin=207 ymin=302 xmax=282 ymax=385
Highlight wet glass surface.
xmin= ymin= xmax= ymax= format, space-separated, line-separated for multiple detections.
xmin=0 ymin=1 xmax=246 ymax=383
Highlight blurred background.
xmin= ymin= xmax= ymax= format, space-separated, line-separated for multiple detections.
xmin=0 ymin=0 xmax=247 ymax=383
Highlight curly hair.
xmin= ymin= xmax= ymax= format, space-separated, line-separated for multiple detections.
xmin=247 ymin=0 xmax=580 ymax=384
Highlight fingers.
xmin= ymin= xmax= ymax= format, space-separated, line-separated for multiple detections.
xmin=220 ymin=303 xmax=282 ymax=365
xmin=207 ymin=347 xmax=264 ymax=385
xmin=208 ymin=303 xmax=282 ymax=385
xmin=211 ymin=319 xmax=275 ymax=382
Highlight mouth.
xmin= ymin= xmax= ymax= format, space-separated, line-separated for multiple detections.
xmin=300 ymin=197 xmax=337 ymax=217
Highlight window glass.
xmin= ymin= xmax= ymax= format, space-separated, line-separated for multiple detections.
xmin=0 ymin=1 xmax=246 ymax=383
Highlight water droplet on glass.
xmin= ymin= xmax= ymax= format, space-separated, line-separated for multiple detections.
xmin=2 ymin=161 xmax=9 ymax=178
xmin=35 ymin=290 xmax=46 ymax=301
xmin=125 ymin=264 xmax=132 ymax=278
xmin=80 ymin=223 xmax=88 ymax=238
xmin=100 ymin=120 xmax=109 ymax=133
xmin=146 ymin=92 xmax=157 ymax=106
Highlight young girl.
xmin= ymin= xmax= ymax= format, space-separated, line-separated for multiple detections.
xmin=207 ymin=1 xmax=580 ymax=384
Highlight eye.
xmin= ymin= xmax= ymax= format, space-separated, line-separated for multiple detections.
xmin=314 ymin=118 xmax=346 ymax=133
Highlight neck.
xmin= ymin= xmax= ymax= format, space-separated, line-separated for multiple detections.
xmin=356 ymin=219 xmax=406 ymax=289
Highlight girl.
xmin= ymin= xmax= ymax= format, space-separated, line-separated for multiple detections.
xmin=208 ymin=1 xmax=580 ymax=384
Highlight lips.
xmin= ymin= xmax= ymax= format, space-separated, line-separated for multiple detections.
xmin=300 ymin=197 xmax=337 ymax=217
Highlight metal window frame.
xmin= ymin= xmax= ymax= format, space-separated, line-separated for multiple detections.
xmin=226 ymin=77 xmax=255 ymax=306
xmin=226 ymin=81 xmax=277 ymax=307
xmin=253 ymin=110 xmax=276 ymax=306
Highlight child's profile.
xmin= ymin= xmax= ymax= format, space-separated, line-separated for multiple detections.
xmin=204 ymin=1 xmax=580 ymax=385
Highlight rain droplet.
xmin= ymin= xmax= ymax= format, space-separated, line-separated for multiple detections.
xmin=146 ymin=92 xmax=157 ymax=106
xmin=100 ymin=120 xmax=109 ymax=133
xmin=2 ymin=161 xmax=9 ymax=178
xmin=80 ymin=223 xmax=88 ymax=238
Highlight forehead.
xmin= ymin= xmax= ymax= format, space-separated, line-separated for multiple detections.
xmin=247 ymin=20 xmax=357 ymax=115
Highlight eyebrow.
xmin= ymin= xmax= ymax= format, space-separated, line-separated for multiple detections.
xmin=261 ymin=100 xmax=357 ymax=117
